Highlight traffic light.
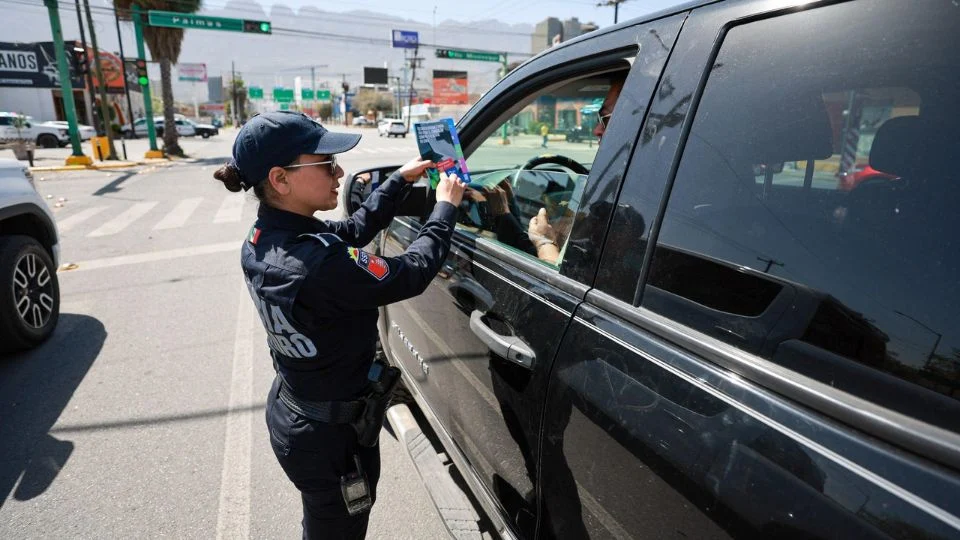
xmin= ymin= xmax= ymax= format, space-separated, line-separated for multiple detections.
xmin=71 ymin=46 xmax=89 ymax=76
xmin=242 ymin=20 xmax=271 ymax=34
xmin=135 ymin=59 xmax=148 ymax=86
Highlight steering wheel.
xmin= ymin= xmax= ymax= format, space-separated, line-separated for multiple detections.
xmin=516 ymin=154 xmax=589 ymax=177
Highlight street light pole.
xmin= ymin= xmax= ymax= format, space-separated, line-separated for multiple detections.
xmin=83 ymin=0 xmax=118 ymax=159
xmin=44 ymin=0 xmax=91 ymax=165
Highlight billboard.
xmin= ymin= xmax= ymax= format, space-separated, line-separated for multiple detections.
xmin=432 ymin=70 xmax=468 ymax=105
xmin=0 ymin=41 xmax=83 ymax=88
xmin=178 ymin=63 xmax=207 ymax=82
xmin=363 ymin=67 xmax=388 ymax=86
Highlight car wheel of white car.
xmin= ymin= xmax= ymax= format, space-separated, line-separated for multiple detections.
xmin=37 ymin=134 xmax=59 ymax=148
xmin=0 ymin=235 xmax=60 ymax=352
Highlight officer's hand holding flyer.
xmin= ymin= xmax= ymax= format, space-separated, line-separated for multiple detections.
xmin=415 ymin=118 xmax=505 ymax=191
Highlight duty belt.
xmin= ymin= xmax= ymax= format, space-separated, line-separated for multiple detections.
xmin=276 ymin=376 xmax=365 ymax=424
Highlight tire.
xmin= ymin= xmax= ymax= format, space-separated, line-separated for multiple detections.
xmin=201 ymin=132 xmax=210 ymax=139
xmin=402 ymin=134 xmax=406 ymax=138
xmin=0 ymin=235 xmax=60 ymax=353
xmin=37 ymin=134 xmax=59 ymax=149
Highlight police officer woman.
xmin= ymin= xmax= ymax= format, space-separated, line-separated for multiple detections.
xmin=213 ymin=111 xmax=466 ymax=539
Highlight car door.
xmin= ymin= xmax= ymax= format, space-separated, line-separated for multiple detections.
xmin=379 ymin=18 xmax=683 ymax=538
xmin=543 ymin=0 xmax=960 ymax=538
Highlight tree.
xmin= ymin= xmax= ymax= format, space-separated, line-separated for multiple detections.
xmin=227 ymin=77 xmax=247 ymax=124
xmin=114 ymin=0 xmax=202 ymax=156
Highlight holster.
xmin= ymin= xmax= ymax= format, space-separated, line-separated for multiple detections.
xmin=352 ymin=364 xmax=401 ymax=447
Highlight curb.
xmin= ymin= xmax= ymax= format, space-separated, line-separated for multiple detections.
xmin=30 ymin=158 xmax=172 ymax=173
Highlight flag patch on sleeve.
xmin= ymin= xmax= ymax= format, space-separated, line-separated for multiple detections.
xmin=248 ymin=227 xmax=261 ymax=245
xmin=347 ymin=247 xmax=390 ymax=280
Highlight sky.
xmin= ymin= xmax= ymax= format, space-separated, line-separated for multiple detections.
xmin=239 ymin=0 xmax=685 ymax=27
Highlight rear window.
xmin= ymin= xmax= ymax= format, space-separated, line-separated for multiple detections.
xmin=643 ymin=0 xmax=960 ymax=430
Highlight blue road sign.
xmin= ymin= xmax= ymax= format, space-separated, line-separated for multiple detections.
xmin=391 ymin=30 xmax=419 ymax=49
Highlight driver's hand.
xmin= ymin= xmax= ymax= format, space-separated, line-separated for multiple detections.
xmin=528 ymin=208 xmax=558 ymax=245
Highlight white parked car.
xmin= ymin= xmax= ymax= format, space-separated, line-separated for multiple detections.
xmin=122 ymin=117 xmax=196 ymax=138
xmin=41 ymin=120 xmax=96 ymax=142
xmin=0 ymin=112 xmax=69 ymax=148
xmin=0 ymin=158 xmax=60 ymax=351
xmin=378 ymin=118 xmax=407 ymax=138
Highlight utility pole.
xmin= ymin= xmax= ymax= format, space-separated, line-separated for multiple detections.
xmin=83 ymin=0 xmax=118 ymax=159
xmin=44 ymin=0 xmax=90 ymax=165
xmin=73 ymin=0 xmax=97 ymax=129
xmin=405 ymin=45 xmax=421 ymax=133
xmin=232 ymin=61 xmax=238 ymax=126
xmin=113 ymin=8 xmax=132 ymax=159
xmin=596 ymin=0 xmax=632 ymax=24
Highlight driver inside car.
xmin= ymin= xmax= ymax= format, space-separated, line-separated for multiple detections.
xmin=522 ymin=71 xmax=627 ymax=264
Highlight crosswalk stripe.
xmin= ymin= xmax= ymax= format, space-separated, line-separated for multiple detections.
xmin=87 ymin=202 xmax=158 ymax=237
xmin=57 ymin=206 xmax=108 ymax=232
xmin=214 ymin=194 xmax=246 ymax=223
xmin=153 ymin=197 xmax=203 ymax=230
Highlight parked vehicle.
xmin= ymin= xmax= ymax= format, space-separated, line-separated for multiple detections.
xmin=377 ymin=118 xmax=407 ymax=137
xmin=122 ymin=117 xmax=196 ymax=138
xmin=183 ymin=118 xmax=219 ymax=138
xmin=351 ymin=116 xmax=372 ymax=126
xmin=0 ymin=113 xmax=69 ymax=148
xmin=0 ymin=158 xmax=60 ymax=352
xmin=40 ymin=120 xmax=96 ymax=142
xmin=343 ymin=1 xmax=960 ymax=538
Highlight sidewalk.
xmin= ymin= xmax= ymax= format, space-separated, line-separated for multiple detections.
xmin=9 ymin=135 xmax=231 ymax=173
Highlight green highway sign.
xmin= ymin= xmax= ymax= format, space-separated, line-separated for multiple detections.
xmin=248 ymin=87 xmax=264 ymax=99
xmin=435 ymin=48 xmax=503 ymax=63
xmin=273 ymin=87 xmax=294 ymax=102
xmin=147 ymin=11 xmax=271 ymax=34
xmin=279 ymin=103 xmax=290 ymax=110
xmin=317 ymin=89 xmax=331 ymax=100
xmin=301 ymin=89 xmax=313 ymax=100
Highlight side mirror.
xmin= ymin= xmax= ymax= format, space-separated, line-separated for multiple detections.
xmin=343 ymin=165 xmax=431 ymax=218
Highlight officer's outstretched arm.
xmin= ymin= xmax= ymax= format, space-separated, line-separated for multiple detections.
xmin=299 ymin=201 xmax=458 ymax=311
xmin=324 ymin=171 xmax=411 ymax=246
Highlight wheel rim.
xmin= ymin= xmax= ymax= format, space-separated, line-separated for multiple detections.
xmin=12 ymin=252 xmax=54 ymax=329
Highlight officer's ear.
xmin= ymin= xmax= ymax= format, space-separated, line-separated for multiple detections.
xmin=267 ymin=166 xmax=292 ymax=196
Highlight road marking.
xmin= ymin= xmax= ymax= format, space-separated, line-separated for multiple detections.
xmin=216 ymin=278 xmax=255 ymax=540
xmin=87 ymin=201 xmax=158 ymax=237
xmin=60 ymin=241 xmax=238 ymax=272
xmin=57 ymin=206 xmax=108 ymax=232
xmin=153 ymin=197 xmax=203 ymax=230
xmin=214 ymin=194 xmax=246 ymax=223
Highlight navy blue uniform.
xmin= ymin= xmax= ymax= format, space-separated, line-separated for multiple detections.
xmin=241 ymin=171 xmax=457 ymax=538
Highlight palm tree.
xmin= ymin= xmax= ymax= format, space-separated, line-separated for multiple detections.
xmin=115 ymin=0 xmax=201 ymax=156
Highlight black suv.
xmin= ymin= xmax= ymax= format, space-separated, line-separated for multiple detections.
xmin=346 ymin=1 xmax=960 ymax=538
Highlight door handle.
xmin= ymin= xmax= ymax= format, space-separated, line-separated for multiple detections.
xmin=469 ymin=310 xmax=536 ymax=369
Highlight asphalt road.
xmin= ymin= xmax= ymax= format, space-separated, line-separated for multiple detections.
xmin=0 ymin=126 xmax=451 ymax=539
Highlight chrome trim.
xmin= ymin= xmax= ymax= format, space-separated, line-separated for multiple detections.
xmin=386 ymin=346 xmax=520 ymax=540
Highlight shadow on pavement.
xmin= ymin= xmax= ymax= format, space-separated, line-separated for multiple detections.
xmin=0 ymin=313 xmax=106 ymax=508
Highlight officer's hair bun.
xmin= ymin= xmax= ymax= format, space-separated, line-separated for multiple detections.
xmin=214 ymin=162 xmax=244 ymax=193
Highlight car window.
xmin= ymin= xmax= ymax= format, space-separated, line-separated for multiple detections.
xmin=461 ymin=75 xmax=615 ymax=268
xmin=0 ymin=117 xmax=11 ymax=126
xmin=641 ymin=0 xmax=960 ymax=430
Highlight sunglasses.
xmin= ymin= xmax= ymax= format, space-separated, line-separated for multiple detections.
xmin=283 ymin=155 xmax=338 ymax=175
xmin=597 ymin=111 xmax=613 ymax=130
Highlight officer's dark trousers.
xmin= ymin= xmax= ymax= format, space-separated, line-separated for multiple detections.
xmin=266 ymin=377 xmax=381 ymax=540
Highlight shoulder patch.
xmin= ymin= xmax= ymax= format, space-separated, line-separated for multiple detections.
xmin=299 ymin=233 xmax=343 ymax=247
xmin=248 ymin=226 xmax=261 ymax=245
xmin=347 ymin=246 xmax=390 ymax=281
